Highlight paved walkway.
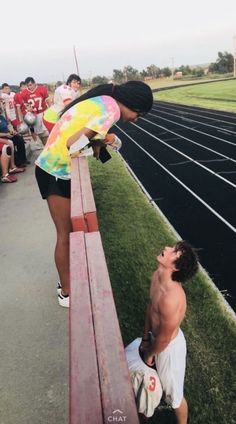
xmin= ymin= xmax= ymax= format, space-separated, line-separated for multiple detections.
xmin=0 ymin=152 xmax=68 ymax=424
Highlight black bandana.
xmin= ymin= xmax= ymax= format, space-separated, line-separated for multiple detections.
xmin=112 ymin=81 xmax=153 ymax=114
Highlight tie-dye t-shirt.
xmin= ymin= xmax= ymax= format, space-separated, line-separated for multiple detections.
xmin=35 ymin=95 xmax=120 ymax=179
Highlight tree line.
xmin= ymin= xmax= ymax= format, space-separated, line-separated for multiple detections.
xmin=9 ymin=51 xmax=232 ymax=90
xmin=79 ymin=51 xmax=234 ymax=86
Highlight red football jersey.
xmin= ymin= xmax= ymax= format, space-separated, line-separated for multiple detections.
xmin=14 ymin=92 xmax=25 ymax=113
xmin=20 ymin=85 xmax=49 ymax=114
xmin=14 ymin=92 xmax=22 ymax=106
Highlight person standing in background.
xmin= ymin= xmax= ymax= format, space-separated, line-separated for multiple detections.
xmin=0 ymin=83 xmax=19 ymax=129
xmin=43 ymin=74 xmax=81 ymax=133
xmin=14 ymin=81 xmax=27 ymax=122
xmin=14 ymin=81 xmax=38 ymax=142
xmin=18 ymin=77 xmax=51 ymax=145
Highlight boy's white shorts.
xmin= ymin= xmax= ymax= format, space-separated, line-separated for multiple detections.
xmin=155 ymin=329 xmax=186 ymax=409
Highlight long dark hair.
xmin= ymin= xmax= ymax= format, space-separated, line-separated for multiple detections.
xmin=60 ymin=81 xmax=153 ymax=116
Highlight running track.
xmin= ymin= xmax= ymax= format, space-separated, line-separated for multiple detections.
xmin=114 ymin=101 xmax=236 ymax=311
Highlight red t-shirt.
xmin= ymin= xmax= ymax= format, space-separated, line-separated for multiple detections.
xmin=20 ymin=85 xmax=49 ymax=114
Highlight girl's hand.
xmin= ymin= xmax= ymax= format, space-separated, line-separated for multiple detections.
xmin=104 ymin=133 xmax=116 ymax=145
xmin=104 ymin=133 xmax=122 ymax=151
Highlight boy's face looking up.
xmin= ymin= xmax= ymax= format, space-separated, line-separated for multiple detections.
xmin=157 ymin=244 xmax=182 ymax=271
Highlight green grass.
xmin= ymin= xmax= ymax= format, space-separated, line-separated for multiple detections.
xmin=154 ymin=79 xmax=236 ymax=113
xmin=89 ymin=152 xmax=236 ymax=424
xmin=145 ymin=74 xmax=232 ymax=90
xmin=146 ymin=78 xmax=205 ymax=90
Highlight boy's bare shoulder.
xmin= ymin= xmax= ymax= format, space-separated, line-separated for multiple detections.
xmin=159 ymin=284 xmax=186 ymax=314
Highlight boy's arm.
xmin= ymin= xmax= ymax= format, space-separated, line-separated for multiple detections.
xmin=143 ymin=297 xmax=177 ymax=365
xmin=139 ymin=302 xmax=152 ymax=353
xmin=143 ymin=302 xmax=151 ymax=340
xmin=16 ymin=105 xmax=23 ymax=122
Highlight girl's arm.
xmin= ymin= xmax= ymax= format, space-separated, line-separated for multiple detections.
xmin=67 ymin=127 xmax=106 ymax=160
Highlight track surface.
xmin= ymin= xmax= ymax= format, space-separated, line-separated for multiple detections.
xmin=114 ymin=101 xmax=236 ymax=311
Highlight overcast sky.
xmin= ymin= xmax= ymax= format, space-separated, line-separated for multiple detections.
xmin=1 ymin=0 xmax=236 ymax=84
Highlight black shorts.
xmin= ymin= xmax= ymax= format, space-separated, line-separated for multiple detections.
xmin=35 ymin=166 xmax=71 ymax=199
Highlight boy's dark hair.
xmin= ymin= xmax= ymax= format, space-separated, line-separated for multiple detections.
xmin=61 ymin=81 xmax=153 ymax=116
xmin=19 ymin=81 xmax=25 ymax=87
xmin=1 ymin=83 xmax=9 ymax=89
xmin=25 ymin=77 xmax=35 ymax=84
xmin=172 ymin=240 xmax=198 ymax=283
xmin=66 ymin=74 xmax=81 ymax=85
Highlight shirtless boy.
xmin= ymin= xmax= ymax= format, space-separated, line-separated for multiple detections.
xmin=141 ymin=241 xmax=198 ymax=424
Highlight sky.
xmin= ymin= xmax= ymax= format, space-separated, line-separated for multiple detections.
xmin=1 ymin=0 xmax=236 ymax=84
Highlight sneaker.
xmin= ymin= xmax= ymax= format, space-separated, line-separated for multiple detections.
xmin=1 ymin=173 xmax=17 ymax=183
xmin=58 ymin=288 xmax=69 ymax=308
xmin=57 ymin=281 xmax=62 ymax=294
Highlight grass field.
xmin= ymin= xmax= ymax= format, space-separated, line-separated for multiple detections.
xmin=89 ymin=153 xmax=236 ymax=424
xmin=81 ymin=76 xmax=236 ymax=113
xmin=145 ymin=78 xmax=207 ymax=89
xmin=153 ymin=79 xmax=236 ymax=112
xmin=145 ymin=74 xmax=233 ymax=89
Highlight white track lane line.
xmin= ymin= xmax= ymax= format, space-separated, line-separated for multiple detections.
xmin=153 ymin=103 xmax=236 ymax=126
xmin=116 ymin=124 xmax=236 ymax=234
xmin=130 ymin=122 xmax=236 ymax=189
xmin=151 ymin=107 xmax=236 ymax=135
xmin=148 ymin=112 xmax=236 ymax=147
xmin=141 ymin=117 xmax=236 ymax=164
